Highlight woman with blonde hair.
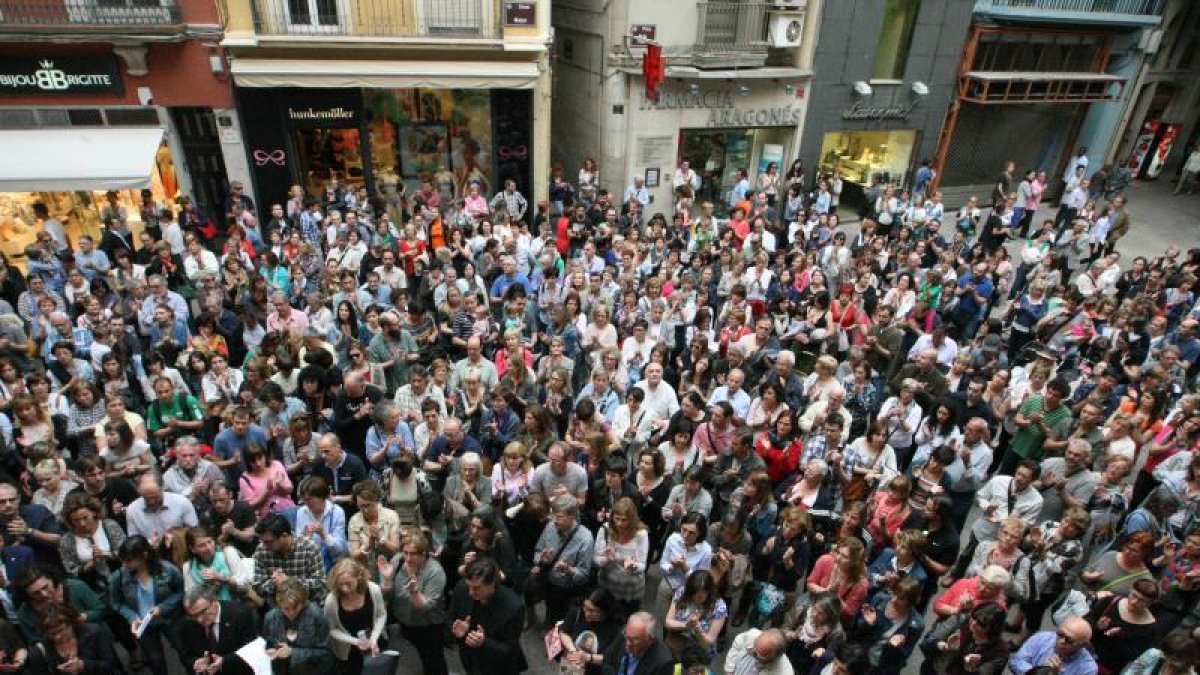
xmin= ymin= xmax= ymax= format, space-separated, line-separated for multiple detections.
xmin=324 ymin=557 xmax=388 ymax=673
xmin=964 ymin=516 xmax=1031 ymax=603
xmin=31 ymin=458 xmax=77 ymax=518
xmin=594 ymin=496 xmax=649 ymax=616
xmin=491 ymin=441 xmax=532 ymax=510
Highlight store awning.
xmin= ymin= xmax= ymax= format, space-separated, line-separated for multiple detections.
xmin=961 ymin=71 xmax=1126 ymax=104
xmin=230 ymin=58 xmax=540 ymax=90
xmin=0 ymin=127 xmax=164 ymax=192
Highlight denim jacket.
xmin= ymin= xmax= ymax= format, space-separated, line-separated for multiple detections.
xmin=262 ymin=602 xmax=333 ymax=668
xmin=107 ymin=561 xmax=184 ymax=624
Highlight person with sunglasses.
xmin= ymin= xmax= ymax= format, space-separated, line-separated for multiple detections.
xmin=1008 ymin=616 xmax=1096 ymax=675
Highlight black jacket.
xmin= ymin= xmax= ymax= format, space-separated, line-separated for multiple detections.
xmin=26 ymin=622 xmax=115 ymax=675
xmin=601 ymin=634 xmax=675 ymax=675
xmin=177 ymin=600 xmax=259 ymax=675
xmin=450 ymin=583 xmax=528 ymax=675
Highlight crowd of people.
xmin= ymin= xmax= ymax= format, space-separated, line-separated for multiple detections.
xmin=0 ymin=152 xmax=1196 ymax=675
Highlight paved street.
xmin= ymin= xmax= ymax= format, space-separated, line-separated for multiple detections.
xmin=146 ymin=176 xmax=1196 ymax=675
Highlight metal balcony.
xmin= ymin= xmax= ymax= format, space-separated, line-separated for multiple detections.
xmin=976 ymin=0 xmax=1165 ymax=27
xmin=251 ymin=0 xmax=500 ymax=39
xmin=0 ymin=0 xmax=183 ymax=29
xmin=693 ymin=1 xmax=771 ymax=69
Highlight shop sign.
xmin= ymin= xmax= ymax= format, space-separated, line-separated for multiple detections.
xmin=640 ymin=89 xmax=737 ymax=111
xmin=705 ymin=106 xmax=801 ymax=128
xmin=0 ymin=57 xmax=122 ymax=96
xmin=504 ymin=1 xmax=536 ymax=27
xmin=287 ymin=106 xmax=356 ymax=122
xmin=841 ymin=101 xmax=918 ymax=121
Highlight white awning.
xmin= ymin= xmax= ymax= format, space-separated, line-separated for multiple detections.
xmin=230 ymin=58 xmax=540 ymax=90
xmin=0 ymin=127 xmax=164 ymax=192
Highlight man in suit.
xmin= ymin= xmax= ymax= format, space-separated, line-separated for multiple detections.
xmin=602 ymin=612 xmax=675 ymax=675
xmin=178 ymin=586 xmax=258 ymax=675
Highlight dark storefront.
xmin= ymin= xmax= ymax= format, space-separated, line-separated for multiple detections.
xmin=237 ymin=86 xmax=533 ymax=212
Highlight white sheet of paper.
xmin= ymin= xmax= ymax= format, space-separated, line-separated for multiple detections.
xmin=234 ymin=637 xmax=273 ymax=675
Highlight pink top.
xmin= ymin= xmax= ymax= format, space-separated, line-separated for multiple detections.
xmin=239 ymin=461 xmax=295 ymax=518
xmin=808 ymin=553 xmax=869 ymax=619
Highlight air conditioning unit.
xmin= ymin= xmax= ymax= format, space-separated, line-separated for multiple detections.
xmin=769 ymin=12 xmax=804 ymax=49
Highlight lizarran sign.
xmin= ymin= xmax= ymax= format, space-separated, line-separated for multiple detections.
xmin=0 ymin=57 xmax=123 ymax=96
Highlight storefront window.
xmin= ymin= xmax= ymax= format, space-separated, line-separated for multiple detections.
xmin=365 ymin=89 xmax=494 ymax=206
xmin=0 ymin=137 xmax=178 ymax=269
xmin=678 ymin=127 xmax=793 ymax=212
xmin=818 ymin=129 xmax=917 ymax=187
xmin=293 ymin=128 xmax=366 ymax=199
xmin=872 ymin=0 xmax=921 ymax=80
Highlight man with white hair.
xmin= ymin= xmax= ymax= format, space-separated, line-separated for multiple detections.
xmin=725 ymin=628 xmax=793 ymax=675
xmin=488 ymin=255 xmax=530 ymax=311
xmin=708 ymin=368 xmax=751 ymax=420
xmin=798 ymin=387 xmax=852 ymax=443
xmin=635 ymin=362 xmax=679 ymax=421
xmin=623 ymin=175 xmax=650 ymax=209
xmin=600 ymin=612 xmax=674 ymax=675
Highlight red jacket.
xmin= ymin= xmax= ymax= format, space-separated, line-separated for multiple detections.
xmin=755 ymin=431 xmax=801 ymax=485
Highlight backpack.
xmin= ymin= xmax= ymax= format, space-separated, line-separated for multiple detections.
xmin=418 ymin=481 xmax=444 ymax=522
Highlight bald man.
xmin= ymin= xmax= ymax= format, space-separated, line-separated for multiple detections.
xmin=1009 ymin=616 xmax=1096 ymax=675
xmin=725 ymin=628 xmax=792 ymax=675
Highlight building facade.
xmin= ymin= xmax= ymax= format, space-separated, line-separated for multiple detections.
xmin=798 ymin=0 xmax=972 ymax=212
xmin=933 ymin=0 xmax=1165 ymax=200
xmin=0 ymin=0 xmax=235 ymax=260
xmin=1108 ymin=0 xmax=1200 ymax=181
xmin=551 ymin=0 xmax=820 ymax=213
xmin=219 ymin=0 xmax=552 ymax=214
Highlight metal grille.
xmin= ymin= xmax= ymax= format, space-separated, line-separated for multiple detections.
xmin=0 ymin=0 xmax=181 ymax=26
xmin=252 ymin=0 xmax=498 ymax=38
xmin=978 ymin=0 xmax=1164 ymax=15
xmin=941 ymin=103 xmax=1080 ymax=186
xmin=694 ymin=2 xmax=770 ymax=54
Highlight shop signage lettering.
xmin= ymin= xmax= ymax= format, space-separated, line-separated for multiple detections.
xmin=841 ymin=101 xmax=918 ymax=121
xmin=504 ymin=1 xmax=536 ymax=26
xmin=287 ymin=106 xmax=356 ymax=121
xmin=0 ymin=57 xmax=122 ymax=96
xmin=640 ymin=89 xmax=736 ymax=111
xmin=706 ymin=106 xmax=801 ymax=128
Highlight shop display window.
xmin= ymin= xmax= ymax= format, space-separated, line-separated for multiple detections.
xmin=0 ymin=137 xmax=178 ymax=269
xmin=818 ymin=129 xmax=917 ymax=186
xmin=293 ymin=127 xmax=366 ymax=199
xmin=365 ymin=88 xmax=494 ymax=205
xmin=678 ymin=127 xmax=793 ymax=212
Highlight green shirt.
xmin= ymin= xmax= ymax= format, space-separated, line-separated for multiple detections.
xmin=146 ymin=392 xmax=204 ymax=432
xmin=1009 ymin=395 xmax=1073 ymax=461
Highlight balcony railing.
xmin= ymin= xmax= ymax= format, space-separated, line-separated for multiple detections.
xmin=252 ymin=0 xmax=500 ymax=39
xmin=0 ymin=0 xmax=182 ymax=27
xmin=693 ymin=2 xmax=771 ymax=68
xmin=977 ymin=0 xmax=1165 ymax=26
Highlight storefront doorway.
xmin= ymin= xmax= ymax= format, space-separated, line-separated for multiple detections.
xmin=678 ymin=127 xmax=793 ymax=212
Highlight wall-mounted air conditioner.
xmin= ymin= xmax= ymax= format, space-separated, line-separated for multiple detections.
xmin=769 ymin=12 xmax=804 ymax=49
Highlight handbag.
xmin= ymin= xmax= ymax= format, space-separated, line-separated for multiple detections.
xmin=361 ymin=651 xmax=401 ymax=675
xmin=525 ymin=526 xmax=579 ymax=603
xmin=841 ymin=444 xmax=885 ymax=503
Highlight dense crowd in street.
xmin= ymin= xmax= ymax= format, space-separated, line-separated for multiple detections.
xmin=0 ymin=151 xmax=1196 ymax=675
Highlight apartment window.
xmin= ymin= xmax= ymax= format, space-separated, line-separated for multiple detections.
xmin=872 ymin=0 xmax=921 ymax=80
xmin=286 ymin=0 xmax=342 ymax=30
